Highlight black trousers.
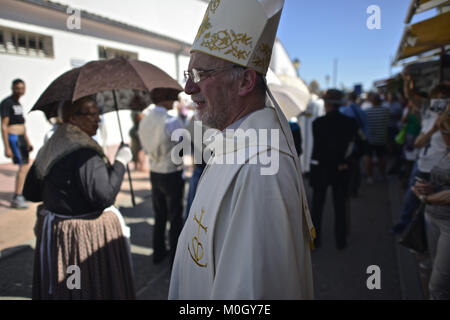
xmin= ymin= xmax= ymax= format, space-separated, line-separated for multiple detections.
xmin=150 ymin=170 xmax=184 ymax=261
xmin=310 ymin=166 xmax=350 ymax=248
xmin=348 ymin=154 xmax=362 ymax=196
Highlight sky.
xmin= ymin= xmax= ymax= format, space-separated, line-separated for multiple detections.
xmin=276 ymin=0 xmax=436 ymax=92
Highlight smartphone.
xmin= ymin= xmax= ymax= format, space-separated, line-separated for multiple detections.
xmin=415 ymin=176 xmax=428 ymax=183
xmin=430 ymin=99 xmax=449 ymax=113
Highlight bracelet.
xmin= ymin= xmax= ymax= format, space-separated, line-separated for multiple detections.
xmin=419 ymin=195 xmax=428 ymax=204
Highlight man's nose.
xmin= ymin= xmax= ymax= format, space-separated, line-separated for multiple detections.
xmin=184 ymin=77 xmax=200 ymax=95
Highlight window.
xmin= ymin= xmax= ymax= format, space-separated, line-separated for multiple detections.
xmin=98 ymin=45 xmax=138 ymax=60
xmin=0 ymin=26 xmax=53 ymax=58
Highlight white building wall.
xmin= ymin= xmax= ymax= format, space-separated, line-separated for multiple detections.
xmin=55 ymin=0 xmax=208 ymax=44
xmin=0 ymin=0 xmax=303 ymax=164
xmin=0 ymin=19 xmax=180 ymax=163
xmin=0 ymin=0 xmax=207 ymax=164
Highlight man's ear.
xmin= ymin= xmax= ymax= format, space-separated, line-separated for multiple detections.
xmin=238 ymin=69 xmax=257 ymax=97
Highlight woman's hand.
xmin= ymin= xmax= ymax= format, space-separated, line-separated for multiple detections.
xmin=115 ymin=144 xmax=132 ymax=166
xmin=432 ymin=115 xmax=442 ymax=133
xmin=402 ymin=71 xmax=414 ymax=90
xmin=411 ymin=181 xmax=434 ymax=197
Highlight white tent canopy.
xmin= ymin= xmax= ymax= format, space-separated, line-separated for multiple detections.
xmin=277 ymin=74 xmax=311 ymax=110
xmin=266 ymin=73 xmax=311 ymax=119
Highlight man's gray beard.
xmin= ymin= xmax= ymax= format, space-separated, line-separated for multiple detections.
xmin=195 ymin=103 xmax=229 ymax=130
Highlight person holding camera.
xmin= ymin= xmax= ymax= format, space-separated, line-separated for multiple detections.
xmin=411 ymin=102 xmax=450 ymax=299
xmin=391 ymin=83 xmax=450 ymax=235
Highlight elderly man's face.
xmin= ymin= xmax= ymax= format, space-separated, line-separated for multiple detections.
xmin=185 ymin=52 xmax=238 ymax=130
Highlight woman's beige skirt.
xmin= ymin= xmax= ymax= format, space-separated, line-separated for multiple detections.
xmin=32 ymin=208 xmax=135 ymax=299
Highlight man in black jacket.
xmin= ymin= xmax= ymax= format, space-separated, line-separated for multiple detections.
xmin=310 ymin=89 xmax=358 ymax=249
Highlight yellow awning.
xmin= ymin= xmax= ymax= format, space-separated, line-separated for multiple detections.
xmin=395 ymin=10 xmax=450 ymax=62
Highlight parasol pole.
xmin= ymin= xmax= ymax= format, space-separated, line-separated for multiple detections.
xmin=112 ymin=90 xmax=136 ymax=207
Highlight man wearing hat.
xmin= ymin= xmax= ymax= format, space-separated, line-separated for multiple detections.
xmin=310 ymin=89 xmax=358 ymax=249
xmin=169 ymin=0 xmax=314 ymax=299
xmin=138 ymin=89 xmax=184 ymax=265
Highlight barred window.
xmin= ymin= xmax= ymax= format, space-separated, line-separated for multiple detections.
xmin=0 ymin=26 xmax=53 ymax=58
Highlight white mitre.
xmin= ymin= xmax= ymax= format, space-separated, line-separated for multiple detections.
xmin=192 ymin=0 xmax=284 ymax=75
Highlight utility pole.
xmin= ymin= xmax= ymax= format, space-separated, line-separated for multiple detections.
xmin=293 ymin=58 xmax=301 ymax=77
xmin=333 ymin=58 xmax=338 ymax=88
xmin=389 ymin=55 xmax=393 ymax=77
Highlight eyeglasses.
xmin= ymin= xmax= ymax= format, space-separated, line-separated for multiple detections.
xmin=184 ymin=65 xmax=244 ymax=84
xmin=430 ymin=99 xmax=449 ymax=113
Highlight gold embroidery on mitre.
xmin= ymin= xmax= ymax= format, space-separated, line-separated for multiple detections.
xmin=252 ymin=43 xmax=272 ymax=69
xmin=188 ymin=209 xmax=208 ymax=268
xmin=210 ymin=0 xmax=220 ymax=14
xmin=201 ymin=29 xmax=253 ymax=61
xmin=196 ymin=12 xmax=211 ymax=41
xmin=195 ymin=0 xmax=221 ymax=41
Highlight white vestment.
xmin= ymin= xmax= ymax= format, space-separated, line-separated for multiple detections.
xmin=299 ymin=94 xmax=325 ymax=173
xmin=169 ymin=106 xmax=314 ymax=300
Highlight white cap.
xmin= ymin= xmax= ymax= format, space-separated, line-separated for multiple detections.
xmin=192 ymin=0 xmax=285 ymax=75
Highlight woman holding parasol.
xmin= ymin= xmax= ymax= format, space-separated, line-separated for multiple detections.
xmin=23 ymin=96 xmax=135 ymax=299
xmin=22 ymin=57 xmax=182 ymax=299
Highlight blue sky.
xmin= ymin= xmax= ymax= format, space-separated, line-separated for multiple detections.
xmin=277 ymin=0 xmax=436 ymax=92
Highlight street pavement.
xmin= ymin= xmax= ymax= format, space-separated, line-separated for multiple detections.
xmin=0 ymin=154 xmax=428 ymax=300
xmin=307 ymin=174 xmax=423 ymax=299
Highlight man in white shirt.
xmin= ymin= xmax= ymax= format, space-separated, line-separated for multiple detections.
xmin=299 ymin=93 xmax=325 ymax=173
xmin=138 ymin=89 xmax=184 ymax=264
xmin=168 ymin=0 xmax=315 ymax=299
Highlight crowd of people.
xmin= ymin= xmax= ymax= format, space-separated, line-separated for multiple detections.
xmin=306 ymin=86 xmax=415 ymax=251
xmin=304 ymin=75 xmax=449 ymax=299
xmin=2 ymin=69 xmax=449 ymax=301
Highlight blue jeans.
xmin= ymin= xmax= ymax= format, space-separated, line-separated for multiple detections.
xmin=398 ymin=161 xmax=429 ymax=227
xmin=184 ymin=166 xmax=204 ymax=221
xmin=8 ymin=134 xmax=29 ymax=165
xmin=425 ymin=212 xmax=450 ymax=299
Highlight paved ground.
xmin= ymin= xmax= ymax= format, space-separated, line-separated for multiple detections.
xmin=308 ymin=176 xmax=403 ymax=299
xmin=0 ymin=152 xmax=429 ymax=300
xmin=0 ymin=146 xmax=179 ymax=300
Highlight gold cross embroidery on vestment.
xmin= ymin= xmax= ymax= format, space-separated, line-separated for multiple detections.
xmin=188 ymin=209 xmax=208 ymax=268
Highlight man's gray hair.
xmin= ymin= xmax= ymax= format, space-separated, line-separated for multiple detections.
xmin=228 ymin=66 xmax=266 ymax=95
xmin=229 ymin=66 xmax=246 ymax=81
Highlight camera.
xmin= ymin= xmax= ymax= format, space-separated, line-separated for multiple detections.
xmin=429 ymin=98 xmax=449 ymax=113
